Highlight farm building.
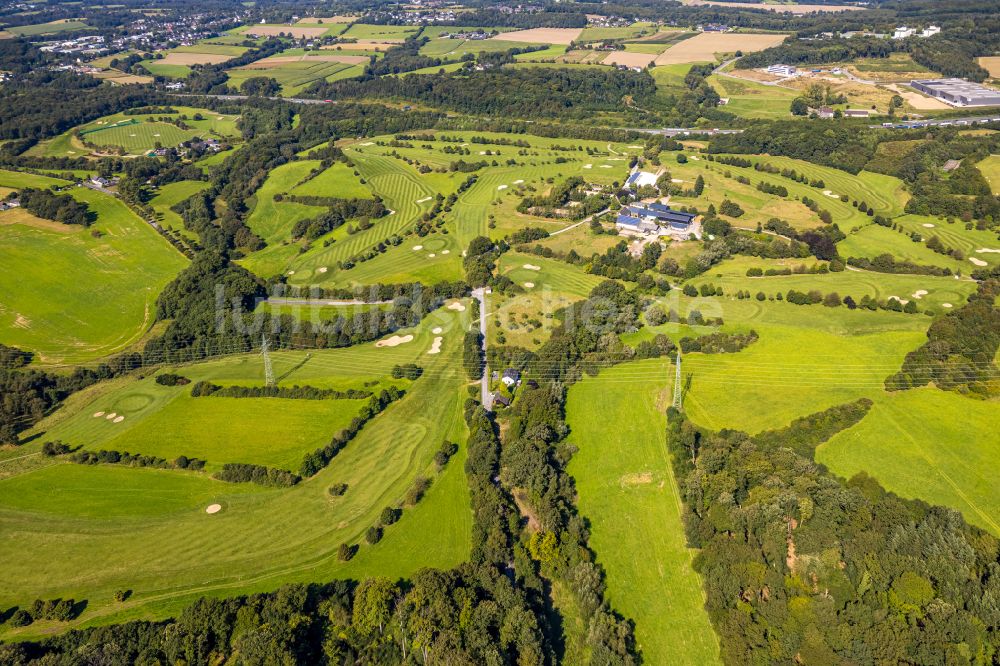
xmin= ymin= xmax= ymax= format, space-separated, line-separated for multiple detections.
xmin=910 ymin=79 xmax=1000 ymax=107
xmin=616 ymin=203 xmax=697 ymax=236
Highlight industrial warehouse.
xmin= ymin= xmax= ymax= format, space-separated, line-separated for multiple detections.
xmin=909 ymin=78 xmax=1000 ymax=107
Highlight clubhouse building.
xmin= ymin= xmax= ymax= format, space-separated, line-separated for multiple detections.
xmin=615 ymin=202 xmax=698 ymax=238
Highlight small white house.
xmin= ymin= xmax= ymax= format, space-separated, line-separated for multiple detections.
xmin=892 ymin=26 xmax=916 ymax=40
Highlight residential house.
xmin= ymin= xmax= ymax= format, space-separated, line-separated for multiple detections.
xmin=501 ymin=368 xmax=520 ymax=387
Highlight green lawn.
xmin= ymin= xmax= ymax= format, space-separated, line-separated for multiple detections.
xmin=817 ymin=388 xmax=1000 ymax=535
xmin=566 ymin=359 xmax=721 ymax=665
xmin=0 ymin=310 xmax=474 ymax=636
xmin=837 ymin=223 xmax=970 ymax=274
xmin=0 ymin=170 xmax=186 ymax=364
xmin=140 ymin=61 xmax=192 ymax=78
xmin=341 ymin=23 xmax=420 ymax=40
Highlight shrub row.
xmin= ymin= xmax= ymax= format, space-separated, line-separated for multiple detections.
xmin=191 ymin=382 xmax=373 ymax=400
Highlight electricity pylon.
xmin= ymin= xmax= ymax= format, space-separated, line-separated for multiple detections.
xmin=261 ymin=335 xmax=274 ymax=387
xmin=672 ymin=348 xmax=683 ymax=411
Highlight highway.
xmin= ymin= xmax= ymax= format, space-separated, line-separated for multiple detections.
xmin=868 ymin=114 xmax=1000 ymax=129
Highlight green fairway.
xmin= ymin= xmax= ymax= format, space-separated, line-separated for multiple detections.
xmin=817 ymin=388 xmax=1000 ymax=535
xmin=51 ymin=378 xmax=373 ymax=472
xmin=149 ymin=180 xmax=210 ymax=239
xmin=0 ymin=170 xmax=186 ymax=364
xmin=0 ymin=311 xmax=473 ymax=635
xmin=290 ymin=161 xmax=373 ymax=199
xmin=837 ymin=223 xmax=970 ymax=274
xmin=891 ymin=214 xmax=1000 ymax=269
xmin=976 ymin=154 xmax=1000 ymax=194
xmin=566 ymin=359 xmax=720 ymax=665
xmin=81 ymin=120 xmax=201 ymax=154
xmin=693 ymin=255 xmax=978 ymax=311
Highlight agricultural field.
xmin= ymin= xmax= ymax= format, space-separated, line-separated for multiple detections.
xmin=566 ymin=359 xmax=720 ymax=665
xmin=577 ymin=22 xmax=659 ymax=43
xmin=340 ymin=23 xmax=420 ymax=41
xmin=654 ymin=32 xmax=786 ymax=65
xmin=226 ymin=56 xmax=366 ymax=96
xmin=0 ymin=312 xmax=473 ymax=634
xmin=239 ymin=23 xmax=345 ymax=39
xmin=709 ymin=74 xmax=800 ymax=119
xmin=0 ymin=170 xmax=187 ymax=364
xmin=6 ymin=19 xmax=89 ymax=36
xmin=139 ymin=43 xmax=251 ymax=77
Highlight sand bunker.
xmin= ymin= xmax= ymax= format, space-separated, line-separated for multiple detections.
xmin=318 ymin=266 xmax=328 ymax=273
xmin=943 ymin=303 xmax=953 ymax=308
xmin=416 ymin=196 xmax=432 ymax=203
xmin=446 ymin=301 xmax=466 ymax=312
xmin=583 ymin=164 xmax=592 ymax=169
xmin=412 ymin=245 xmax=423 ymax=251
xmin=671 ymin=178 xmax=683 ymax=183
xmin=599 ymin=165 xmax=613 ymax=168
xmin=205 ymin=504 xmax=222 ymax=514
xmin=427 ymin=336 xmax=443 ymax=354
xmin=429 ymin=253 xmax=436 ymax=258
xmin=93 ymin=411 xmax=105 ymax=418
xmin=922 ymin=223 xmax=935 ymax=228
xmin=432 ymin=327 xmax=443 ymax=334
xmin=287 ymin=270 xmax=295 ymax=275
xmin=888 ymin=295 xmax=909 ymax=304
xmin=977 ymin=248 xmax=1000 ymax=253
xmin=375 ymin=334 xmax=414 ymax=348
xmin=441 ymin=249 xmax=450 ymax=254
xmin=823 ymin=190 xmax=840 ymax=198
xmin=497 ymin=184 xmax=508 ymax=190
xmin=513 ymin=179 xmax=524 ymax=184
xmin=970 ymin=257 xmax=988 ymax=266
xmin=524 ymin=282 xmax=535 ymax=288
xmin=113 ymin=416 xmax=125 ymax=423
xmin=912 ymin=290 xmax=928 ymax=299
xmin=523 ymin=264 xmax=541 ymax=271
xmin=689 ymin=155 xmax=700 ymax=161
xmin=105 ymin=412 xmax=118 ymax=420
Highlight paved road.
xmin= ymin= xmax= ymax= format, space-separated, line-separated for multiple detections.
xmin=471 ymin=287 xmax=491 ymax=410
xmin=549 ymin=207 xmax=610 ymax=237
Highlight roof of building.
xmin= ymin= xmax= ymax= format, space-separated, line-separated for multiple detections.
xmin=625 ymin=171 xmax=658 ymax=188
xmin=502 ymin=368 xmax=520 ymax=380
xmin=912 ymin=78 xmax=1000 ymax=103
xmin=625 ymin=204 xmax=696 ymax=225
xmin=616 ymin=213 xmax=642 ymax=227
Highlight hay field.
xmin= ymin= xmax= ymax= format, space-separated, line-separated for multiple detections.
xmin=7 ymin=19 xmax=89 ymax=36
xmin=488 ymin=27 xmax=583 ymax=45
xmin=655 ymin=32 xmax=786 ymax=65
xmin=979 ymin=56 xmax=1000 ymax=79
xmin=297 ymin=15 xmax=355 ymax=24
xmin=681 ymin=0 xmax=863 ymax=12
xmin=160 ymin=52 xmax=233 ymax=66
xmin=602 ymin=51 xmax=657 ymax=68
xmin=566 ymin=359 xmax=721 ymax=665
xmin=241 ymin=54 xmax=369 ymax=67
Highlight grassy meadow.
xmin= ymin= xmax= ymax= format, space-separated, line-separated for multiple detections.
xmin=566 ymin=359 xmax=721 ymax=665
xmin=0 ymin=170 xmax=186 ymax=364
